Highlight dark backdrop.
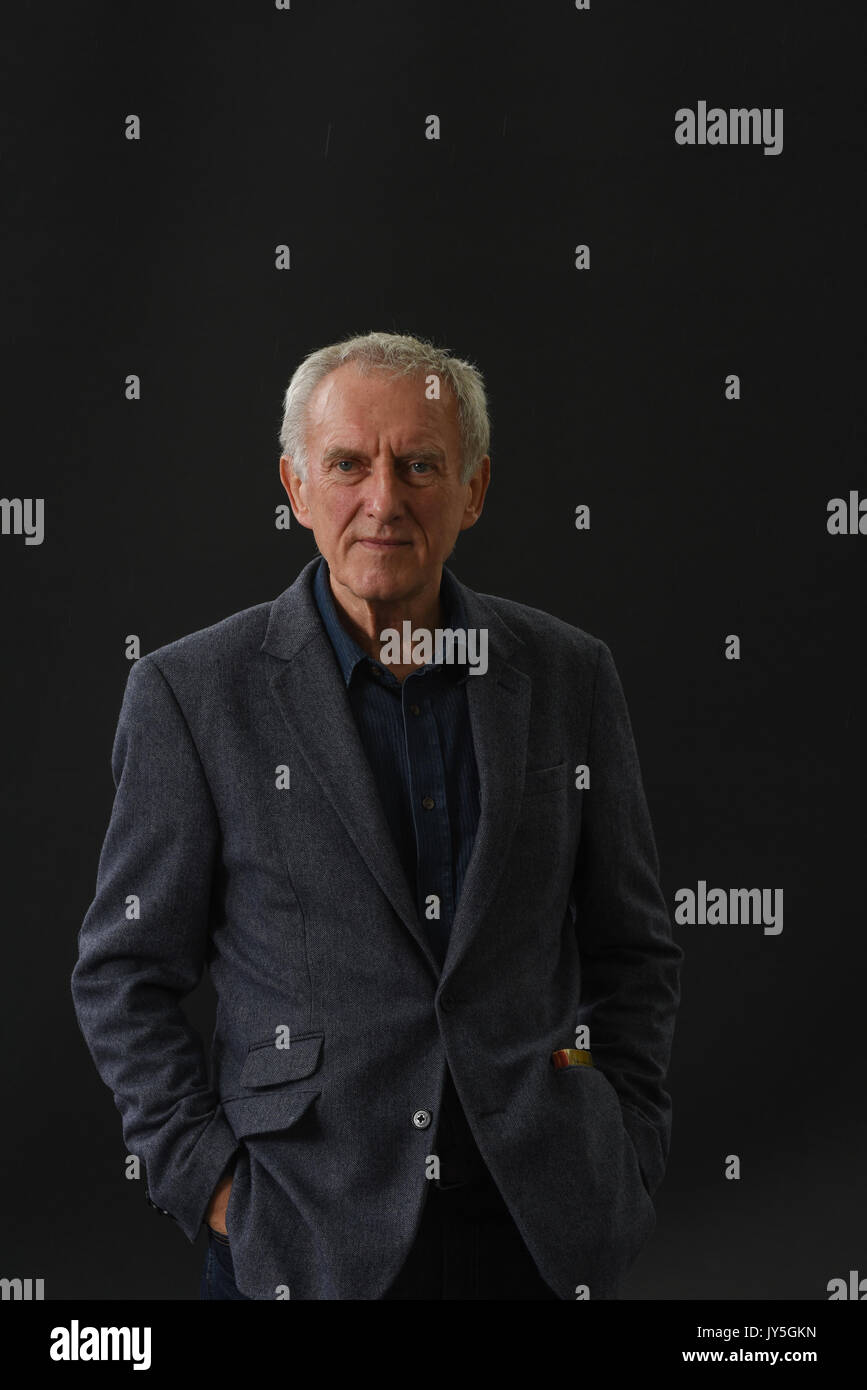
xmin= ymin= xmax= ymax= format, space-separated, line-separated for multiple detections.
xmin=2 ymin=0 xmax=864 ymax=1300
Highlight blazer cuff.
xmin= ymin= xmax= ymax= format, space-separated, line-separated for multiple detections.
xmin=144 ymin=1107 xmax=241 ymax=1243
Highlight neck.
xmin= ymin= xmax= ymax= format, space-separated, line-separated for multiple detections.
xmin=328 ymin=568 xmax=446 ymax=678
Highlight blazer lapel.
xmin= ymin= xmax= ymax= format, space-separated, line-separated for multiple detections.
xmin=440 ymin=577 xmax=531 ymax=978
xmin=259 ymin=558 xmax=532 ymax=979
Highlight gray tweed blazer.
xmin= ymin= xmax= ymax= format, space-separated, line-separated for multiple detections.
xmin=71 ymin=556 xmax=682 ymax=1300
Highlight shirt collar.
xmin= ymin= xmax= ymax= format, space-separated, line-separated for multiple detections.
xmin=313 ymin=555 xmax=470 ymax=687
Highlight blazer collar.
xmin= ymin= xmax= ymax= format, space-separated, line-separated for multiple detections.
xmin=260 ymin=555 xmax=519 ymax=669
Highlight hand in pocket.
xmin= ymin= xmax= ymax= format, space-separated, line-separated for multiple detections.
xmin=205 ymin=1168 xmax=234 ymax=1236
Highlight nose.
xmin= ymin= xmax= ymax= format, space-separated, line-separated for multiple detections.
xmin=365 ymin=459 xmax=405 ymax=523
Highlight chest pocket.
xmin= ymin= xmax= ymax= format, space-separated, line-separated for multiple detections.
xmin=238 ymin=1032 xmax=323 ymax=1088
xmin=522 ymin=761 xmax=570 ymax=797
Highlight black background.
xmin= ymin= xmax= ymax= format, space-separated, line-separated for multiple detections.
xmin=2 ymin=1 xmax=865 ymax=1300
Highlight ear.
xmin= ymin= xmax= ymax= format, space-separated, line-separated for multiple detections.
xmin=459 ymin=455 xmax=491 ymax=530
xmin=279 ymin=455 xmax=314 ymax=529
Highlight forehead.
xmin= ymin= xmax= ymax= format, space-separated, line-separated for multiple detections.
xmin=306 ymin=362 xmax=459 ymax=448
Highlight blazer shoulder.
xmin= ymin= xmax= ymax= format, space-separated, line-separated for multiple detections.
xmin=476 ymin=588 xmax=606 ymax=664
xmin=134 ymin=597 xmax=275 ymax=690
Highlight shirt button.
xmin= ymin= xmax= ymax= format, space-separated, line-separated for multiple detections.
xmin=409 ymin=704 xmax=421 ymax=715
xmin=421 ymin=796 xmax=435 ymax=810
xmin=412 ymin=1109 xmax=432 ymax=1129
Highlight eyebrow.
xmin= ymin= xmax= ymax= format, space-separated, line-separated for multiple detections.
xmin=320 ymin=445 xmax=446 ymax=465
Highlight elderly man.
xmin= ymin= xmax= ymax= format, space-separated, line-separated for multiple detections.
xmin=71 ymin=331 xmax=682 ymax=1301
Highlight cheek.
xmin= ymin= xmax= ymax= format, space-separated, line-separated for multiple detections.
xmin=317 ymin=491 xmax=356 ymax=529
xmin=418 ymin=492 xmax=459 ymax=529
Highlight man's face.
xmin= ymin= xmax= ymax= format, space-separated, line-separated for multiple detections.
xmin=280 ymin=362 xmax=489 ymax=607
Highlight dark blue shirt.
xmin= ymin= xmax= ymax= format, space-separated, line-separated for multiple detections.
xmin=313 ymin=555 xmax=481 ymax=968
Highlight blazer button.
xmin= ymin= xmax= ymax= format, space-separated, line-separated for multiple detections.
xmin=412 ymin=1109 xmax=432 ymax=1129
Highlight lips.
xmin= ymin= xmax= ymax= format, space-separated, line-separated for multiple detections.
xmin=358 ymin=539 xmax=409 ymax=546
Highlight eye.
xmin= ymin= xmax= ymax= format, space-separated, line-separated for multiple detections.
xmin=331 ymin=457 xmax=433 ymax=475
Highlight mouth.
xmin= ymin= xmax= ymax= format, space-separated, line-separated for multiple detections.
xmin=357 ymin=539 xmax=411 ymax=548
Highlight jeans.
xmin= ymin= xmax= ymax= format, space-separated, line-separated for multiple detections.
xmin=199 ymin=1172 xmax=560 ymax=1300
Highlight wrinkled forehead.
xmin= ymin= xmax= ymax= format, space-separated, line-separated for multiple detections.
xmin=306 ymin=362 xmax=460 ymax=449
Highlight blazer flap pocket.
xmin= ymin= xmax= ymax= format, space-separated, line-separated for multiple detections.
xmin=221 ymin=1087 xmax=320 ymax=1140
xmin=523 ymin=761 xmax=569 ymax=796
xmin=239 ymin=1033 xmax=324 ymax=1089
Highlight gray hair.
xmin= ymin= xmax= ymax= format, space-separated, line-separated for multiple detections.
xmin=278 ymin=331 xmax=490 ymax=485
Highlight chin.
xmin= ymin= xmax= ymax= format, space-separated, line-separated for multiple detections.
xmin=350 ymin=557 xmax=422 ymax=600
xmin=352 ymin=548 xmax=412 ymax=572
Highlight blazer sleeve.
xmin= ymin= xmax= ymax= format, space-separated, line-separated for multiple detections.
xmin=71 ymin=655 xmax=241 ymax=1242
xmin=571 ymin=639 xmax=684 ymax=1199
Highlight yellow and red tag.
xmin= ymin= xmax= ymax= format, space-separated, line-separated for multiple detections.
xmin=551 ymin=1049 xmax=594 ymax=1069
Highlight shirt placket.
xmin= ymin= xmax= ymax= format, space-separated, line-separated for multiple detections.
xmin=402 ymin=669 xmax=456 ymax=965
